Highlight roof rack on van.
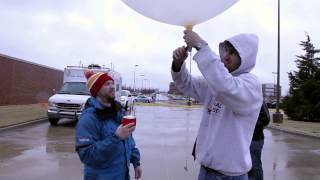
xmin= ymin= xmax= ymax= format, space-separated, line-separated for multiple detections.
xmin=65 ymin=65 xmax=111 ymax=71
xmin=88 ymin=64 xmax=101 ymax=69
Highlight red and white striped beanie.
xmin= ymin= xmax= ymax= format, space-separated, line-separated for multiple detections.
xmin=84 ymin=70 xmax=114 ymax=97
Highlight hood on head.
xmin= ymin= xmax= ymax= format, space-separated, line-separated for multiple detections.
xmin=226 ymin=33 xmax=259 ymax=76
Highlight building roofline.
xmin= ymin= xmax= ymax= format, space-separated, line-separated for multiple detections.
xmin=0 ymin=53 xmax=63 ymax=72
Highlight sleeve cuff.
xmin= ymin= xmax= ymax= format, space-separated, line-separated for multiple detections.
xmin=171 ymin=61 xmax=182 ymax=72
xmin=193 ymin=45 xmax=219 ymax=64
xmin=171 ymin=63 xmax=187 ymax=79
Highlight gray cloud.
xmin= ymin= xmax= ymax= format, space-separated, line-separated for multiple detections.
xmin=0 ymin=0 xmax=319 ymax=94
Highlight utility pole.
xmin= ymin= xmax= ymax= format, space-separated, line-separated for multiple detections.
xmin=273 ymin=0 xmax=284 ymax=123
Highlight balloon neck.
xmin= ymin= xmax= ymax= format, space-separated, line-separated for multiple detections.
xmin=185 ymin=25 xmax=194 ymax=52
xmin=185 ymin=25 xmax=193 ymax=30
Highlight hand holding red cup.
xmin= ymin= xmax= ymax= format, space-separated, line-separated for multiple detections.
xmin=122 ymin=115 xmax=136 ymax=126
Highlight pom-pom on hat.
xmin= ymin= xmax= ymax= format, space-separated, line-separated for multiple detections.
xmin=84 ymin=70 xmax=114 ymax=97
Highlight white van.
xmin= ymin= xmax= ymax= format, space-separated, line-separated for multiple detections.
xmin=47 ymin=65 xmax=122 ymax=125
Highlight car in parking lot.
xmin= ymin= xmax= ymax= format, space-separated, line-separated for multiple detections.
xmin=120 ymin=90 xmax=134 ymax=110
xmin=134 ymin=95 xmax=152 ymax=103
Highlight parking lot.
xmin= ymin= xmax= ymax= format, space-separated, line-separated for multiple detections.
xmin=0 ymin=105 xmax=320 ymax=180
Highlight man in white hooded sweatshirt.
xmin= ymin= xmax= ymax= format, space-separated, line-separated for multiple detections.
xmin=171 ymin=30 xmax=263 ymax=180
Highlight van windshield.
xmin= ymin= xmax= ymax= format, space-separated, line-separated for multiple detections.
xmin=121 ymin=90 xmax=130 ymax=96
xmin=58 ymin=82 xmax=90 ymax=95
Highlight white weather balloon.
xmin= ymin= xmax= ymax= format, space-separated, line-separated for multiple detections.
xmin=122 ymin=0 xmax=239 ymax=27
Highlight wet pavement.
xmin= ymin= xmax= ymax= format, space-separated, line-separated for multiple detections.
xmin=0 ymin=106 xmax=320 ymax=180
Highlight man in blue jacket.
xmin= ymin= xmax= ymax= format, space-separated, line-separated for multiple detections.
xmin=75 ymin=71 xmax=142 ymax=180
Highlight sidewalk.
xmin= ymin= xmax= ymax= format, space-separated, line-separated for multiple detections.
xmin=268 ymin=109 xmax=320 ymax=138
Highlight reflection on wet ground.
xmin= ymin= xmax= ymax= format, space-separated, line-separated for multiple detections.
xmin=0 ymin=106 xmax=319 ymax=180
xmin=0 ymin=119 xmax=81 ymax=180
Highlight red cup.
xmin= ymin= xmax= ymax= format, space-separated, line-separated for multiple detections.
xmin=122 ymin=115 xmax=136 ymax=126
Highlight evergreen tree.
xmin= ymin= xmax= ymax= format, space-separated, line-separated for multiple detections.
xmin=282 ymin=34 xmax=320 ymax=121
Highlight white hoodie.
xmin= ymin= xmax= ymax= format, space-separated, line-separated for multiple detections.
xmin=171 ymin=33 xmax=263 ymax=176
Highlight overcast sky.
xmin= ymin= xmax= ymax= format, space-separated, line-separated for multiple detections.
xmin=1 ymin=0 xmax=319 ymax=94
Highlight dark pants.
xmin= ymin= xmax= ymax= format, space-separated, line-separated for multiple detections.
xmin=248 ymin=139 xmax=264 ymax=180
xmin=198 ymin=166 xmax=248 ymax=180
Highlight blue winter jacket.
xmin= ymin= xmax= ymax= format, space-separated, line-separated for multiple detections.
xmin=75 ymin=97 xmax=140 ymax=180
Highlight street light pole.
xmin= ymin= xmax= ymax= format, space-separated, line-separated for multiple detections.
xmin=133 ymin=65 xmax=138 ymax=92
xmin=140 ymin=74 xmax=145 ymax=92
xmin=273 ymin=0 xmax=283 ymax=123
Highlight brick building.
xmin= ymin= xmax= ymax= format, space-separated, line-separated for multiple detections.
xmin=0 ymin=53 xmax=63 ymax=106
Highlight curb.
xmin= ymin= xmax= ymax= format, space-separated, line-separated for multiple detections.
xmin=267 ymin=124 xmax=320 ymax=139
xmin=0 ymin=118 xmax=48 ymax=132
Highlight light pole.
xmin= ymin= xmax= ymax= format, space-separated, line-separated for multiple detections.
xmin=140 ymin=74 xmax=145 ymax=92
xmin=133 ymin=65 xmax=139 ymax=92
xmin=273 ymin=0 xmax=283 ymax=123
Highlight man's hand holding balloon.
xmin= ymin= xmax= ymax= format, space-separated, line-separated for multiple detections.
xmin=183 ymin=30 xmax=208 ymax=51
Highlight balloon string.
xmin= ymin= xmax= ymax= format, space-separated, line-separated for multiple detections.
xmin=189 ymin=49 xmax=192 ymax=104
xmin=185 ymin=49 xmax=192 ymax=171
xmin=189 ymin=50 xmax=192 ymax=76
